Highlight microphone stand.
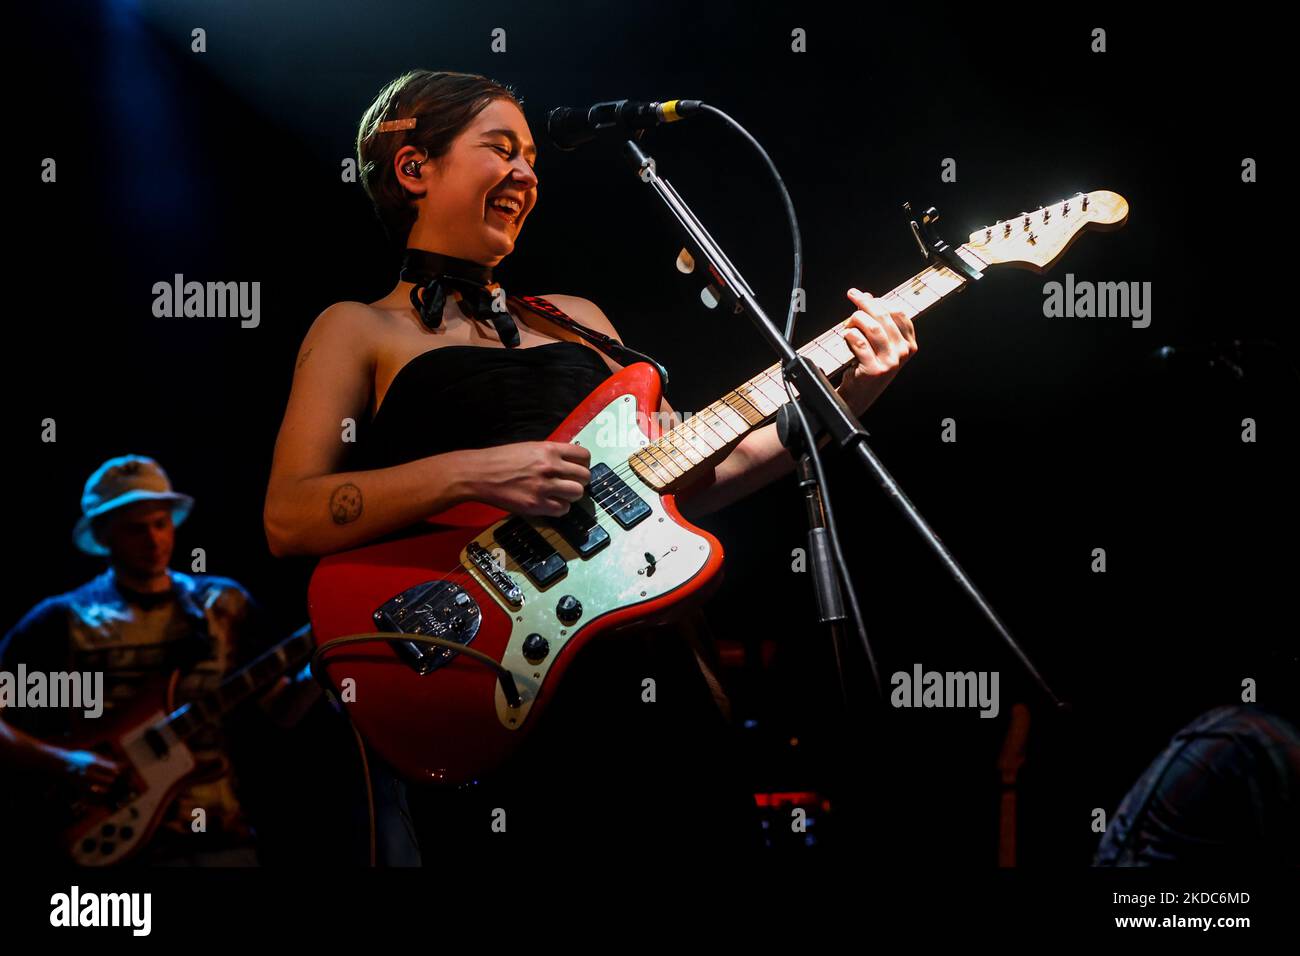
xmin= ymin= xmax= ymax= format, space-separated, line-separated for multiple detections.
xmin=777 ymin=401 xmax=853 ymax=714
xmin=620 ymin=136 xmax=1067 ymax=715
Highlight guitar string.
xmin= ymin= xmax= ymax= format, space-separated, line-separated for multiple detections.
xmin=586 ymin=253 xmax=976 ymax=494
xmin=492 ymin=212 xmax=1096 ymax=571
xmin=602 ymin=280 xmax=935 ymax=482
xmin=504 ymin=243 xmax=993 ymax=561
xmin=531 ymin=244 xmax=984 ymax=509
xmin=504 ymin=254 xmax=977 ymax=561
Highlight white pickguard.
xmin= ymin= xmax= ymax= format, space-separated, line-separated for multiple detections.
xmin=68 ymin=713 xmax=197 ymax=866
xmin=460 ymin=393 xmax=713 ymax=729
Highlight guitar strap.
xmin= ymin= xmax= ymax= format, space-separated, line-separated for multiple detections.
xmin=173 ymin=584 xmax=217 ymax=673
xmin=509 ymin=295 xmax=672 ymax=386
xmin=399 ymin=249 xmax=671 ymax=384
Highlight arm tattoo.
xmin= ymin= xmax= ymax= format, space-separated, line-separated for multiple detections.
xmin=296 ymin=347 xmax=313 ymax=370
xmin=329 ymin=483 xmax=363 ymax=525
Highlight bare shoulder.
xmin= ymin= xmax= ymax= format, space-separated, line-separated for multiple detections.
xmin=290 ymin=300 xmax=387 ymax=379
xmin=298 ymin=300 xmax=386 ymax=357
xmin=307 ymin=300 xmax=386 ymax=338
xmin=538 ymin=294 xmax=624 ymax=345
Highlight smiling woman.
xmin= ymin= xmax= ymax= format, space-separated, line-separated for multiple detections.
xmin=261 ymin=67 xmax=773 ymax=863
xmin=355 ymin=69 xmax=535 ymax=253
xmin=264 ymin=64 xmax=918 ymax=863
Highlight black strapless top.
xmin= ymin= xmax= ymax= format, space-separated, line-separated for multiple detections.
xmin=356 ymin=340 xmax=614 ymax=470
xmin=348 ymin=335 xmax=736 ymax=805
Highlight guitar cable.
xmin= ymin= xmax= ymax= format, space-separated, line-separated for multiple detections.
xmin=348 ymin=719 xmax=376 ymax=867
xmin=310 ymin=633 xmax=524 ymax=706
xmin=309 ymin=632 xmax=529 ymax=866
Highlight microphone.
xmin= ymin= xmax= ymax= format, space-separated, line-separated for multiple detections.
xmin=547 ymin=98 xmax=703 ymax=151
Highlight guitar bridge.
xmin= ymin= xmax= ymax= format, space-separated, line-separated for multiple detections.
xmin=373 ymin=580 xmax=482 ymax=675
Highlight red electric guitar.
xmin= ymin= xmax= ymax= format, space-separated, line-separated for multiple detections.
xmin=309 ymin=190 xmax=1130 ymax=785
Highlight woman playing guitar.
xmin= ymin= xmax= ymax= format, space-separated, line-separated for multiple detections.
xmin=263 ymin=69 xmax=917 ymax=861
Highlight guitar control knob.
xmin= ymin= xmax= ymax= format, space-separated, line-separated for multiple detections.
xmin=556 ymin=595 xmax=583 ymax=626
xmin=522 ymin=633 xmax=550 ymax=663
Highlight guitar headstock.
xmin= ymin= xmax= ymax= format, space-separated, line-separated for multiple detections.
xmin=966 ymin=189 xmax=1129 ymax=273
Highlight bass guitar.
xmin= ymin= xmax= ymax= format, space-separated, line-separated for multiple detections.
xmin=60 ymin=626 xmax=314 ymax=865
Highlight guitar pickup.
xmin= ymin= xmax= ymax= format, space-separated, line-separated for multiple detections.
xmin=545 ymin=501 xmax=609 ymax=558
xmin=589 ymin=462 xmax=651 ymax=530
xmin=143 ymin=726 xmax=170 ymax=759
xmin=495 ymin=516 xmax=567 ymax=588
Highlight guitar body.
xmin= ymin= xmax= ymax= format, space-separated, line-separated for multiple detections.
xmin=308 ymin=361 xmax=726 ymax=785
xmin=61 ymin=685 xmax=218 ymax=866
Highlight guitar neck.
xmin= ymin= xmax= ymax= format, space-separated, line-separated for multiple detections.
xmin=165 ymin=629 xmax=314 ymax=741
xmin=628 ymin=245 xmax=989 ymax=491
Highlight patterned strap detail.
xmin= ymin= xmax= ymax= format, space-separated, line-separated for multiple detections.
xmin=509 ymin=294 xmax=671 ymax=385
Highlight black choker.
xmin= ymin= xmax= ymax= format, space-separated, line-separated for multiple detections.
xmin=399 ymin=248 xmax=520 ymax=347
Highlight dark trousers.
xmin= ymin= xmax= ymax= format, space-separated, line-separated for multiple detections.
xmin=367 ymin=624 xmax=759 ymax=864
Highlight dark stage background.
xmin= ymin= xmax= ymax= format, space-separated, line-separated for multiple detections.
xmin=9 ymin=0 xmax=1287 ymax=865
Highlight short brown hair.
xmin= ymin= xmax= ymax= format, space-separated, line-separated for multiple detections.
xmin=356 ymin=70 xmax=523 ymax=246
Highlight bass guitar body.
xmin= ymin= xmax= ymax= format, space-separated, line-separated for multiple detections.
xmin=308 ymin=360 xmax=725 ymax=786
xmin=61 ymin=686 xmax=218 ymax=866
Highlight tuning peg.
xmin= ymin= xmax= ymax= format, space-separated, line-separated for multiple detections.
xmin=676 ymin=248 xmax=695 ymax=274
xmin=700 ymin=284 xmax=721 ymax=309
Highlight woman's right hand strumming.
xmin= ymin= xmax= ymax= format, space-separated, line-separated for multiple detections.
xmin=460 ymin=440 xmax=592 ymax=518
xmin=264 ymin=303 xmax=597 ymax=557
